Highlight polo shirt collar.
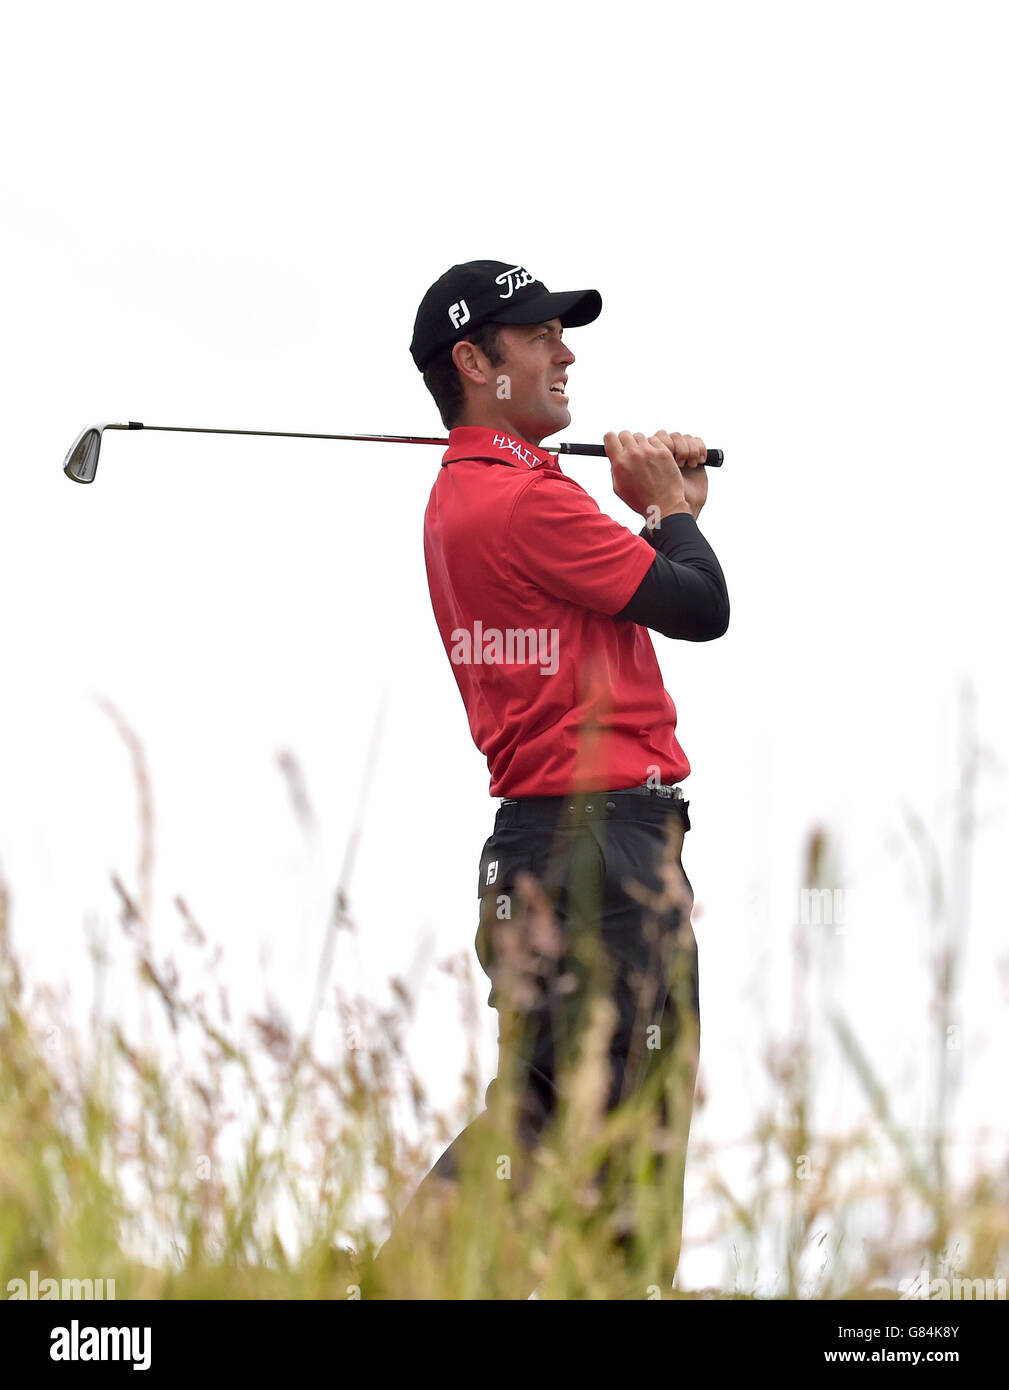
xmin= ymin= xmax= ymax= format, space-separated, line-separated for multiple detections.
xmin=441 ymin=426 xmax=560 ymax=471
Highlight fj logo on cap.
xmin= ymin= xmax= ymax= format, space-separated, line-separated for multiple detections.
xmin=486 ymin=860 xmax=499 ymax=886
xmin=495 ymin=266 xmax=534 ymax=299
xmin=448 ymin=299 xmax=470 ymax=328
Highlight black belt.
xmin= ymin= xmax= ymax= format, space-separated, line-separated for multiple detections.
xmin=501 ymin=784 xmax=684 ymax=804
xmin=496 ymin=786 xmax=690 ymax=829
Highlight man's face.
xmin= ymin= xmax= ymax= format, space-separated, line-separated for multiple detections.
xmin=492 ymin=318 xmax=576 ymax=443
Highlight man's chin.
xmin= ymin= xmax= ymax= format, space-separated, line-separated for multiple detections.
xmin=537 ymin=405 xmax=571 ymax=441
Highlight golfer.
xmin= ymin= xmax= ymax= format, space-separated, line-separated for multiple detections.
xmin=376 ymin=260 xmax=729 ymax=1295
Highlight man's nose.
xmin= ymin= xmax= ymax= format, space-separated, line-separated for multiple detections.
xmin=557 ymin=341 xmax=575 ymax=365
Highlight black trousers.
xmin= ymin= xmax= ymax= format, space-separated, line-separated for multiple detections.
xmin=374 ymin=789 xmax=700 ymax=1294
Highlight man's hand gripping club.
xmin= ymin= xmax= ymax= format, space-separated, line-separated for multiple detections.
xmin=604 ymin=429 xmax=708 ymax=524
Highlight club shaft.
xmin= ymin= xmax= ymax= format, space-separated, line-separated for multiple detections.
xmin=108 ymin=422 xmax=723 ymax=465
xmin=109 ymin=422 xmax=450 ymax=446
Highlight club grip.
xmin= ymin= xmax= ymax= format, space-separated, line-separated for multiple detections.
xmin=558 ymin=442 xmax=723 ymax=467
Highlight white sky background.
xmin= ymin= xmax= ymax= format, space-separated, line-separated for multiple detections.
xmin=2 ymin=1 xmax=1008 ymax=1290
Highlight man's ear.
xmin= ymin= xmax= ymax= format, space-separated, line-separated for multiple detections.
xmin=452 ymin=338 xmax=491 ymax=388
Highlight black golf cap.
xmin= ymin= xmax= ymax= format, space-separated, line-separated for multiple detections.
xmin=410 ymin=260 xmax=602 ymax=371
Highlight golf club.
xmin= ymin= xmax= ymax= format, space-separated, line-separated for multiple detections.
xmin=62 ymin=421 xmax=724 ymax=485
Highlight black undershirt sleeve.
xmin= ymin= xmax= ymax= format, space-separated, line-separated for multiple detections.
xmin=614 ymin=511 xmax=730 ymax=641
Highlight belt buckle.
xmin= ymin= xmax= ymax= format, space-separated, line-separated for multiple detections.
xmin=649 ymin=782 xmax=682 ymax=800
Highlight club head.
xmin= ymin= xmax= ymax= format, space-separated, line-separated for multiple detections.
xmin=63 ymin=423 xmax=126 ymax=483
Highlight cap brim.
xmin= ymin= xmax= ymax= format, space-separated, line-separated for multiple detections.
xmin=492 ymin=287 xmax=602 ymax=329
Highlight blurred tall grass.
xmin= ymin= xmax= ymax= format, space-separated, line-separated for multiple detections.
xmin=1 ymin=692 xmax=1006 ymax=1300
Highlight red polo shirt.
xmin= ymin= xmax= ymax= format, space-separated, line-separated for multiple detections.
xmin=423 ymin=425 xmax=690 ymax=797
